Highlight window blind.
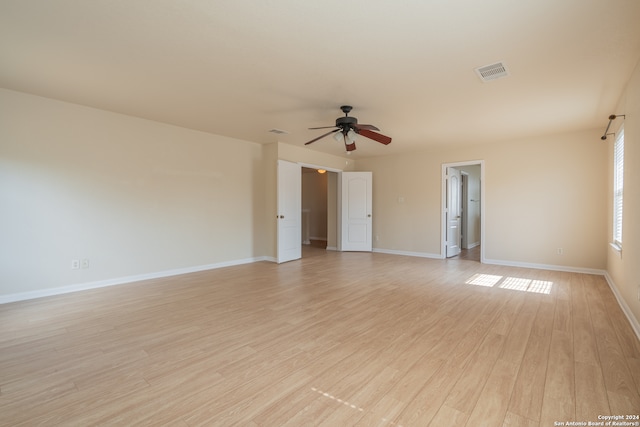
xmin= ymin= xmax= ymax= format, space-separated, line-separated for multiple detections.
xmin=613 ymin=126 xmax=624 ymax=247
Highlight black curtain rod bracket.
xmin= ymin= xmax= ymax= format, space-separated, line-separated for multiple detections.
xmin=601 ymin=114 xmax=626 ymax=140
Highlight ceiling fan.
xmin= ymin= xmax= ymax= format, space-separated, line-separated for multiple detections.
xmin=304 ymin=105 xmax=392 ymax=152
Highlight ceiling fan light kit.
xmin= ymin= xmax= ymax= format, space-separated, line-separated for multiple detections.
xmin=304 ymin=105 xmax=392 ymax=152
xmin=346 ymin=129 xmax=357 ymax=144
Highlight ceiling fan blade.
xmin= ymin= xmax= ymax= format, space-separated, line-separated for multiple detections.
xmin=309 ymin=126 xmax=338 ymax=130
xmin=354 ymin=124 xmax=380 ymax=131
xmin=304 ymin=128 xmax=340 ymax=145
xmin=346 ymin=141 xmax=357 ymax=151
xmin=357 ymin=129 xmax=392 ymax=145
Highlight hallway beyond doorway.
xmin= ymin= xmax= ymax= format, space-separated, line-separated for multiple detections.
xmin=452 ymin=245 xmax=481 ymax=262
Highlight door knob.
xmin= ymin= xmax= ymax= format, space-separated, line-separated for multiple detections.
xmin=367 ymin=214 xmax=372 ymax=218
xmin=279 ymin=215 xmax=285 ymax=219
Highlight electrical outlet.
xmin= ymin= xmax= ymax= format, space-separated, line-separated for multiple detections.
xmin=557 ymin=248 xmax=563 ymax=255
xmin=81 ymin=259 xmax=89 ymax=269
xmin=71 ymin=259 xmax=80 ymax=269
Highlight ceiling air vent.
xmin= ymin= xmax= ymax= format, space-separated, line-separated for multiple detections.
xmin=474 ymin=61 xmax=509 ymax=82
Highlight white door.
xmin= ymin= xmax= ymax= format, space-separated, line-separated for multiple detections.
xmin=277 ymin=160 xmax=301 ymax=263
xmin=460 ymin=172 xmax=469 ymax=250
xmin=446 ymin=167 xmax=462 ymax=257
xmin=340 ymin=172 xmax=372 ymax=251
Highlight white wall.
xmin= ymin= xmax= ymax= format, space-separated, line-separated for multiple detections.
xmin=607 ymin=58 xmax=640 ymax=330
xmin=0 ymin=89 xmax=265 ymax=297
xmin=357 ymin=129 xmax=608 ymax=270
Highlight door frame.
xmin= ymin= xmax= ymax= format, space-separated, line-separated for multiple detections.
xmin=441 ymin=160 xmax=485 ymax=262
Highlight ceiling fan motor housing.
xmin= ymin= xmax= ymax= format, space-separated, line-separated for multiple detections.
xmin=336 ymin=116 xmax=357 ymax=131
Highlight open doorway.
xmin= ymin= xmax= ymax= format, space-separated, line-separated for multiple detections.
xmin=441 ymin=161 xmax=484 ymax=262
xmin=302 ymin=167 xmax=328 ymax=249
xmin=301 ymin=167 xmax=338 ymax=256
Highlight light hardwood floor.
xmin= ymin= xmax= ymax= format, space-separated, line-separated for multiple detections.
xmin=452 ymin=245 xmax=481 ymax=262
xmin=1 ymin=249 xmax=639 ymax=426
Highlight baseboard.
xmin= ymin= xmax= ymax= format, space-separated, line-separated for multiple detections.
xmin=0 ymin=256 xmax=270 ymax=305
xmin=466 ymin=241 xmax=480 ymax=249
xmin=374 ymin=251 xmax=606 ymax=275
xmin=482 ymin=258 xmax=606 ymax=275
xmin=373 ymin=248 xmax=442 ymax=259
xmin=603 ymin=272 xmax=640 ymax=342
xmin=303 ymin=237 xmax=327 ymax=245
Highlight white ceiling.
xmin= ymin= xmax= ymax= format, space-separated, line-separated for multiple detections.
xmin=1 ymin=0 xmax=639 ymax=158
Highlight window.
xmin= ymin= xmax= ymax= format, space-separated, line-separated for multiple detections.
xmin=612 ymin=125 xmax=624 ymax=248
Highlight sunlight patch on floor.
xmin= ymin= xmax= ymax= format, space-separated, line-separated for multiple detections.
xmin=466 ymin=274 xmax=553 ymax=294
xmin=499 ymin=277 xmax=531 ymax=291
xmin=310 ymin=387 xmax=405 ymax=426
xmin=311 ymin=387 xmax=364 ymax=412
xmin=466 ymin=273 xmax=502 ymax=287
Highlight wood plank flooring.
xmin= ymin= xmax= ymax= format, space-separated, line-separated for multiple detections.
xmin=1 ymin=249 xmax=639 ymax=426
